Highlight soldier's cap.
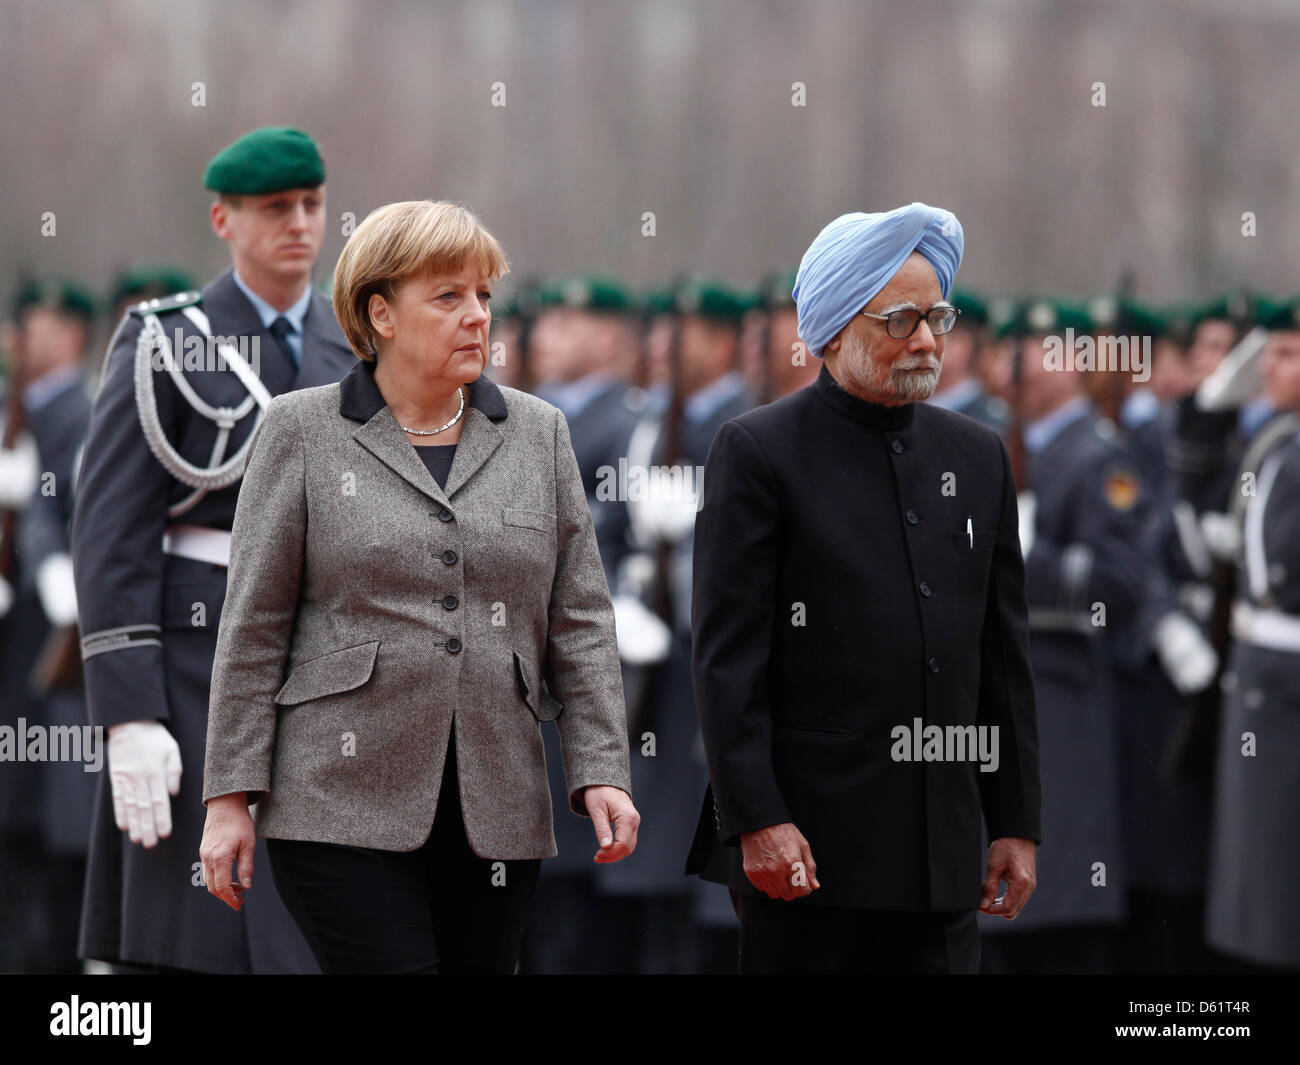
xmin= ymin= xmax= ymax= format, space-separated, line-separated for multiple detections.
xmin=111 ymin=262 xmax=198 ymax=310
xmin=12 ymin=278 xmax=97 ymax=324
xmin=994 ymin=296 xmax=1092 ymax=340
xmin=203 ymin=127 xmax=325 ymax=195
xmin=759 ymin=269 xmax=798 ymax=311
xmin=669 ymin=276 xmax=756 ymax=322
xmin=1190 ymin=290 xmax=1256 ymax=330
xmin=537 ymin=275 xmax=632 ymax=314
xmin=1087 ymin=295 xmax=1165 ymax=339
xmin=949 ymin=287 xmax=988 ymax=327
xmin=1256 ymin=294 xmax=1300 ymax=332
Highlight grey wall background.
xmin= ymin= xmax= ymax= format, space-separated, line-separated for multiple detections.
xmin=2 ymin=0 xmax=1298 ymax=315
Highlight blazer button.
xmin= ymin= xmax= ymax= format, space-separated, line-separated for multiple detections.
xmin=905 ymin=509 xmax=918 ymax=525
xmin=437 ymin=507 xmax=454 ymax=522
xmin=927 ymin=657 xmax=940 ymax=673
xmin=441 ymin=549 xmax=458 ymax=565
xmin=920 ymin=582 xmax=932 ymax=597
xmin=442 ymin=594 xmax=459 ymax=610
xmin=446 ymin=637 xmax=462 ymax=654
xmin=891 ymin=439 xmax=905 ymax=454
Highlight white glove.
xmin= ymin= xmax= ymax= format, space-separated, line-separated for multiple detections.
xmin=628 ymin=488 xmax=699 ymax=546
xmin=1196 ymin=326 xmax=1266 ymax=411
xmin=0 ymin=434 xmax=39 ymax=508
xmin=1017 ymin=491 xmax=1037 ymax=558
xmin=1200 ymin=511 xmax=1241 ymax=562
xmin=0 ymin=573 xmax=12 ymax=620
xmin=612 ymin=594 xmax=672 ymax=666
xmin=1153 ymin=611 xmax=1219 ymax=695
xmin=107 ymin=720 xmax=183 ymax=848
xmin=35 ymin=552 xmax=77 ymax=628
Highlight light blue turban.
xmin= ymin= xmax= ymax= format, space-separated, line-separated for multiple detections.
xmin=793 ymin=203 xmax=964 ymax=358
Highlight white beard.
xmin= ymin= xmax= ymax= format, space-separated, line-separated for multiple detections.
xmin=839 ymin=329 xmax=941 ymax=404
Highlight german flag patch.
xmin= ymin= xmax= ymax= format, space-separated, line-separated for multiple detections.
xmin=1103 ymin=467 xmax=1140 ymax=511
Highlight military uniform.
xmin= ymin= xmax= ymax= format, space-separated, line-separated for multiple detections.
xmin=73 ymin=268 xmax=354 ymax=972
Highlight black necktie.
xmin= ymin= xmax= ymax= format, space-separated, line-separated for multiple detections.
xmin=269 ymin=317 xmax=298 ymax=371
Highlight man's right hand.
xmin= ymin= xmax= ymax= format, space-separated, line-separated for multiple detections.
xmin=740 ymin=822 xmax=820 ymax=900
xmin=107 ymin=720 xmax=183 ymax=848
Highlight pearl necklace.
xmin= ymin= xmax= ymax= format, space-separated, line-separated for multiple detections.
xmin=400 ymin=386 xmax=466 ymax=436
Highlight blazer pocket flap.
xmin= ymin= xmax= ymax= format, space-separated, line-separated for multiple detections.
xmin=275 ymin=640 xmax=380 ymax=707
xmin=502 ymin=507 xmax=556 ymax=535
xmin=513 ymin=650 xmax=562 ymax=721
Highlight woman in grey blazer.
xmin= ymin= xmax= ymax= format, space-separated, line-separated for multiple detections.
xmin=198 ymin=200 xmax=638 ymax=973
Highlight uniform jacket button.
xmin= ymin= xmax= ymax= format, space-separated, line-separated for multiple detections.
xmin=446 ymin=637 xmax=462 ymax=654
xmin=906 ymin=509 xmax=919 ymax=525
xmin=927 ymin=657 xmax=940 ymax=673
xmin=442 ymin=594 xmax=459 ymax=610
xmin=441 ymin=549 xmax=458 ymax=565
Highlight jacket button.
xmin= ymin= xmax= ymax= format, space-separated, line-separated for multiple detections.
xmin=437 ymin=507 xmax=454 ymax=522
xmin=920 ymin=582 xmax=931 ymax=597
xmin=891 ymin=439 xmax=905 ymax=454
xmin=442 ymin=594 xmax=459 ymax=610
xmin=446 ymin=637 xmax=462 ymax=654
xmin=441 ymin=549 xmax=458 ymax=565
xmin=905 ymin=509 xmax=918 ymax=525
xmin=927 ymin=657 xmax=940 ymax=673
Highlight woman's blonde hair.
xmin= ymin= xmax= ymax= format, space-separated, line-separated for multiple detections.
xmin=331 ymin=200 xmax=509 ymax=360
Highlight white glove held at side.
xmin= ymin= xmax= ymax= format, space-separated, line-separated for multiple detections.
xmin=107 ymin=720 xmax=183 ymax=848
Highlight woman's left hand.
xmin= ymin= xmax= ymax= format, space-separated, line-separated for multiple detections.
xmin=583 ymin=786 xmax=639 ymax=863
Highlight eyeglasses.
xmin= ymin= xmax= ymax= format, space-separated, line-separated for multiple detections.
xmin=860 ymin=304 xmax=960 ymax=339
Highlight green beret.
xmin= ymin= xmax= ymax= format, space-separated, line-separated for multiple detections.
xmin=1257 ymin=294 xmax=1300 ymax=332
xmin=672 ymin=277 xmax=755 ymax=322
xmin=1191 ymin=290 xmax=1255 ymax=330
xmin=203 ymin=127 xmax=325 ymax=195
xmin=13 ymin=278 xmax=96 ymax=323
xmin=949 ymin=288 xmax=988 ymax=327
xmin=639 ymin=286 xmax=676 ymax=318
xmin=111 ymin=262 xmax=198 ymax=309
xmin=996 ymin=297 xmax=1092 ymax=340
xmin=537 ymin=275 xmax=631 ymax=313
xmin=759 ymin=270 xmax=798 ymax=311
xmin=1088 ymin=296 xmax=1165 ymax=339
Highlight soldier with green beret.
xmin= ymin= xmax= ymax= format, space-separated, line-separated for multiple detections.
xmin=745 ymin=269 xmax=817 ymax=405
xmin=71 ymin=126 xmax=351 ymax=974
xmin=927 ymin=286 xmax=1006 ymax=431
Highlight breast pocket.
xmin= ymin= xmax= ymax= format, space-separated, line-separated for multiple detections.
xmin=274 ymin=640 xmax=381 ymax=707
xmin=951 ymin=517 xmax=997 ymax=551
xmin=513 ymin=649 xmax=562 ymax=721
xmin=502 ymin=507 xmax=557 ymax=537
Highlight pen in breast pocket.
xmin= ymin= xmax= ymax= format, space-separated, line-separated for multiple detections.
xmin=967 ymin=518 xmax=973 ymax=548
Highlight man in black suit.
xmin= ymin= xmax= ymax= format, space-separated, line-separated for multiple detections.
xmin=72 ymin=128 xmax=353 ymax=973
xmin=686 ymin=205 xmax=1041 ymax=973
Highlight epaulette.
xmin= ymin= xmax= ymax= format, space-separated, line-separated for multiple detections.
xmin=129 ymin=290 xmax=203 ymax=317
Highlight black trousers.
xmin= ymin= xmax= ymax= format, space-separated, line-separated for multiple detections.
xmin=267 ymin=725 xmax=541 ymax=974
xmin=736 ymin=892 xmax=980 ymax=974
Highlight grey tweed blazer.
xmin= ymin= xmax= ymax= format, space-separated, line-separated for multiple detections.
xmin=202 ymin=357 xmax=632 ymax=858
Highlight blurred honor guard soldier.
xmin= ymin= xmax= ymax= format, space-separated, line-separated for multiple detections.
xmin=980 ymin=298 xmax=1145 ymax=974
xmin=1205 ymin=296 xmax=1300 ymax=971
xmin=688 ymin=206 xmax=1041 ymax=974
xmin=926 ymin=289 xmax=1008 ymax=431
xmin=71 ymin=127 xmax=352 ymax=973
xmin=745 ymin=270 xmax=819 ymax=405
xmin=518 ymin=275 xmax=644 ymax=973
xmin=604 ymin=277 xmax=755 ymax=972
xmin=0 ymin=280 xmax=97 ymax=971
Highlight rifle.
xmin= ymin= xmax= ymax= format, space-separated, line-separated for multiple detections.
xmin=512 ymin=277 xmax=540 ymax=394
xmin=626 ymin=277 xmax=686 ymax=735
xmin=0 ymin=323 xmax=25 ymax=588
xmin=1006 ymin=305 xmax=1029 ymax=492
